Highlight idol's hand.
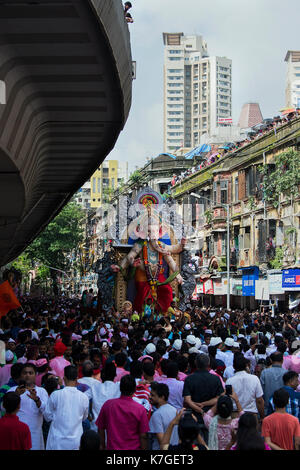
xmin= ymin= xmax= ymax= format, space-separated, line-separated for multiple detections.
xmin=110 ymin=265 xmax=120 ymax=272
xmin=133 ymin=258 xmax=142 ymax=267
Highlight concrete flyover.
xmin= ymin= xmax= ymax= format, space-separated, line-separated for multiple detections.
xmin=0 ymin=0 xmax=132 ymax=266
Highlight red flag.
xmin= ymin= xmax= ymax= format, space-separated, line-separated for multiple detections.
xmin=0 ymin=281 xmax=21 ymax=318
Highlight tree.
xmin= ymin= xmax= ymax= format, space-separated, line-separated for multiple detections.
xmin=25 ymin=201 xmax=85 ymax=293
xmin=129 ymin=170 xmax=144 ymax=189
xmin=258 ymin=148 xmax=300 ymax=209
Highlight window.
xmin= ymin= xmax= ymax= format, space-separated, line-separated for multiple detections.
xmin=244 ymin=226 xmax=251 ymax=249
xmin=169 ymin=50 xmax=182 ymax=54
xmin=97 ymin=178 xmax=101 ymax=193
xmin=220 ymin=180 xmax=228 ymax=204
xmin=213 ymin=182 xmax=218 ymax=205
xmin=92 ymin=178 xmax=96 ymax=193
xmin=234 ymin=177 xmax=239 ymax=201
xmin=221 ymin=233 xmax=227 ymax=256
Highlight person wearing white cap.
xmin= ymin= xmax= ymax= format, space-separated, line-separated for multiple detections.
xmin=188 ymin=347 xmax=199 ymax=355
xmin=144 ymin=343 xmax=156 ymax=356
xmin=186 ymin=335 xmax=196 ymax=347
xmin=209 ymin=337 xmax=227 ymax=365
xmin=223 ymin=338 xmax=235 ymax=368
xmin=162 ymin=339 xmax=171 ymax=359
xmin=200 ymin=333 xmax=211 ymax=354
xmin=172 ymin=339 xmax=182 ymax=352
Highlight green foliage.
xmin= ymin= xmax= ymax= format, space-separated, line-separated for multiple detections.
xmin=36 ymin=265 xmax=50 ymax=281
xmin=268 ymin=247 xmax=284 ymax=269
xmin=247 ymin=195 xmax=256 ymax=211
xmin=25 ymin=201 xmax=85 ymax=273
xmin=129 ymin=170 xmax=143 ymax=185
xmin=11 ymin=253 xmax=32 ymax=279
xmin=102 ymin=186 xmax=114 ymax=204
xmin=258 ymin=149 xmax=300 ymax=208
xmin=285 ymin=227 xmax=297 ymax=236
xmin=204 ymin=209 xmax=213 ymax=225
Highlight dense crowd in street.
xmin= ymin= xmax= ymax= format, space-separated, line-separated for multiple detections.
xmin=171 ymin=110 xmax=300 ymax=187
xmin=0 ymin=292 xmax=300 ymax=451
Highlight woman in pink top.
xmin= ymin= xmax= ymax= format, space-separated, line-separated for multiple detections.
xmin=227 ymin=412 xmax=271 ymax=450
xmin=203 ymin=392 xmax=243 ymax=450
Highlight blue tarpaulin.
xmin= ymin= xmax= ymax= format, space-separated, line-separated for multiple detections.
xmin=185 ymin=144 xmax=211 ymax=160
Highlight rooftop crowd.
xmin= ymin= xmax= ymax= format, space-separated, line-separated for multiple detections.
xmin=171 ymin=109 xmax=300 ymax=187
xmin=0 ymin=292 xmax=300 ymax=451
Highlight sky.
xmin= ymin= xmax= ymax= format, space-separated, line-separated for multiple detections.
xmin=107 ymin=0 xmax=300 ymax=174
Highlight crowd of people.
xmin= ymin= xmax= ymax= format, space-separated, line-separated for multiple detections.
xmin=0 ymin=293 xmax=300 ymax=451
xmin=171 ymin=110 xmax=300 ymax=187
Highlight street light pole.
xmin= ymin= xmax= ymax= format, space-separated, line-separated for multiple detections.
xmin=190 ymin=192 xmax=231 ymax=310
xmin=226 ymin=204 xmax=230 ymax=310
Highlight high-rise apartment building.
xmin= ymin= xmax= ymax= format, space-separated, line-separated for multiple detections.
xmin=285 ymin=51 xmax=300 ymax=108
xmin=163 ymin=33 xmax=232 ymax=153
xmin=75 ymin=160 xmax=128 ymax=210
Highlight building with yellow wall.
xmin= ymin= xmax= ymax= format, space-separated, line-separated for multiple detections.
xmin=90 ymin=160 xmax=128 ymax=208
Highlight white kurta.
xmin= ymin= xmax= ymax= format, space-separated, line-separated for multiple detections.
xmin=9 ymin=385 xmax=49 ymax=450
xmin=77 ymin=378 xmax=120 ymax=431
xmin=44 ymin=386 xmax=89 ymax=450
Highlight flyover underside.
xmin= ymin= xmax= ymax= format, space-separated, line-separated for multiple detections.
xmin=0 ymin=0 xmax=132 ymax=266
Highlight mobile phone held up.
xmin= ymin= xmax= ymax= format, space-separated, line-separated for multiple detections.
xmin=225 ymin=385 xmax=232 ymax=396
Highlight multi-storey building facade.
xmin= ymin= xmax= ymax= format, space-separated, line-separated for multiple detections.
xmin=163 ymin=33 xmax=232 ymax=153
xmin=170 ymin=117 xmax=300 ymax=308
xmin=75 ymin=161 xmax=128 ymax=210
xmin=285 ymin=51 xmax=300 ymax=108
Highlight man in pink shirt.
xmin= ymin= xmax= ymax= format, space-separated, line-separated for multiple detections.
xmin=96 ymin=375 xmax=149 ymax=450
xmin=49 ymin=342 xmax=71 ymax=379
xmin=113 ymin=353 xmax=130 ymax=383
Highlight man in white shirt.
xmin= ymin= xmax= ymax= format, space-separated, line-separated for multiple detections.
xmin=210 ymin=337 xmax=227 ymax=364
xmin=226 ymin=354 xmax=264 ymax=421
xmin=243 ymin=338 xmax=257 ymax=374
xmin=44 ymin=365 xmax=89 ymax=450
xmin=223 ymin=338 xmax=235 ymax=368
xmin=78 ymin=360 xmax=106 ymax=431
xmin=92 ymin=362 xmax=121 ymax=421
xmin=10 ymin=363 xmax=48 ymax=450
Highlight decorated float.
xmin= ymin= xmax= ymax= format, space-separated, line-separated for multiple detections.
xmin=95 ymin=188 xmax=197 ymax=315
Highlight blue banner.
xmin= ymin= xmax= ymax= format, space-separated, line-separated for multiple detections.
xmin=242 ymin=266 xmax=259 ymax=296
xmin=282 ymin=269 xmax=300 ymax=290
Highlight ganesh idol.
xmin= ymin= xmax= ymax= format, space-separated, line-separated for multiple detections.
xmin=111 ymin=198 xmax=185 ymax=315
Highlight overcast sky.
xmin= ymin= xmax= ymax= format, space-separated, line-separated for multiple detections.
xmin=107 ymin=0 xmax=300 ymax=173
